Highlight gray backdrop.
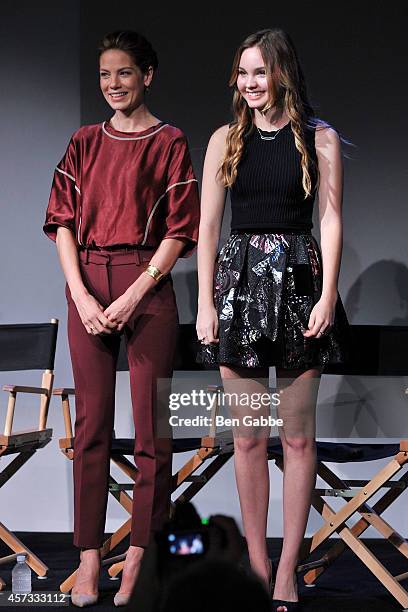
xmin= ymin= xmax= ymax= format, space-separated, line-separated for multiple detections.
xmin=1 ymin=0 xmax=407 ymax=538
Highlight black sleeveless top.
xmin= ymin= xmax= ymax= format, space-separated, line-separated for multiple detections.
xmin=230 ymin=122 xmax=318 ymax=232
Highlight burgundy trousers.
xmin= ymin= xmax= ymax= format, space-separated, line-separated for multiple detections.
xmin=66 ymin=248 xmax=178 ymax=548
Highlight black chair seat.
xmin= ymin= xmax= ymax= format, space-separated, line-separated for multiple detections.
xmin=0 ymin=320 xmax=58 ymax=578
xmin=111 ymin=437 xmax=204 ymax=455
xmin=112 ymin=436 xmax=400 ymax=462
xmin=268 ymin=437 xmax=400 ymax=462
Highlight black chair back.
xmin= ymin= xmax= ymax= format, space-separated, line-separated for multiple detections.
xmin=325 ymin=324 xmax=408 ymax=376
xmin=0 ymin=322 xmax=58 ymax=372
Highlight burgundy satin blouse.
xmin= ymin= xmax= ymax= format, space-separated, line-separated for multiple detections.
xmin=43 ymin=121 xmax=200 ymax=257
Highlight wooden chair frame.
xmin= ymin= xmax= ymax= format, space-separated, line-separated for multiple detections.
xmin=55 ymin=384 xmax=233 ymax=593
xmin=0 ymin=319 xmax=58 ymax=586
xmin=270 ymin=441 xmax=408 ymax=610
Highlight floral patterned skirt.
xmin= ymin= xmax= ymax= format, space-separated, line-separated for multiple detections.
xmin=196 ymin=231 xmax=350 ymax=370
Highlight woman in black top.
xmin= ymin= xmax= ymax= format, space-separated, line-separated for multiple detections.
xmin=196 ymin=29 xmax=349 ymax=611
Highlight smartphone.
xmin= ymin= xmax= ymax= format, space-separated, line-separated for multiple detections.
xmin=156 ymin=524 xmax=228 ymax=581
xmin=167 ymin=531 xmax=207 ymax=556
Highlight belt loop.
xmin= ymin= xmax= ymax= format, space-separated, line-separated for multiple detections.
xmin=84 ymin=248 xmax=89 ymax=264
xmin=135 ymin=250 xmax=141 ymax=265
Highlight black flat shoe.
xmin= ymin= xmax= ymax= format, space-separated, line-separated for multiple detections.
xmin=272 ymin=600 xmax=300 ymax=612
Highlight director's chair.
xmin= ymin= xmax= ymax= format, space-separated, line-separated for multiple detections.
xmin=268 ymin=325 xmax=408 ymax=610
xmin=56 ymin=324 xmax=233 ymax=593
xmin=0 ymin=320 xmax=58 ymax=582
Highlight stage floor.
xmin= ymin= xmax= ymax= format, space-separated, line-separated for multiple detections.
xmin=0 ymin=535 xmax=403 ymax=610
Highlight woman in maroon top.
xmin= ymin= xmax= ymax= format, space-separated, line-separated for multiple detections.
xmin=44 ymin=30 xmax=199 ymax=607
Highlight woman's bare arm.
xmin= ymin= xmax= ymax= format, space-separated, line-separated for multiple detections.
xmin=316 ymin=126 xmax=343 ymax=298
xmin=56 ymin=227 xmax=87 ymax=299
xmin=56 ymin=227 xmax=116 ymax=334
xmin=304 ymin=126 xmax=343 ymax=338
xmin=123 ymin=237 xmax=192 ymax=302
xmin=196 ymin=125 xmax=228 ymax=343
xmin=104 ymin=237 xmax=192 ymax=330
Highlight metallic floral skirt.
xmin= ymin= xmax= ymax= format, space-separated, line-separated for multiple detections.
xmin=196 ymin=231 xmax=349 ymax=370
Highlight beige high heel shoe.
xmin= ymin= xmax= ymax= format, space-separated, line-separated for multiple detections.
xmin=114 ymin=547 xmax=144 ymax=607
xmin=71 ymin=550 xmax=100 ymax=608
xmin=113 ymin=592 xmax=131 ymax=607
xmin=71 ymin=593 xmax=99 ymax=608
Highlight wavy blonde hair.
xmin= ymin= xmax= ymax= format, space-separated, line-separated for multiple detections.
xmin=220 ymin=29 xmax=323 ymax=197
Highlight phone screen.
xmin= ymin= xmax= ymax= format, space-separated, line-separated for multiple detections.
xmin=167 ymin=532 xmax=205 ymax=556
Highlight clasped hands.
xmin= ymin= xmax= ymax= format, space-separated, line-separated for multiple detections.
xmin=73 ymin=287 xmax=140 ymax=336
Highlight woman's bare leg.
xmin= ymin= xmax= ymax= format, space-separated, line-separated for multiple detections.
xmin=272 ymin=367 xmax=321 ymax=609
xmin=220 ymin=365 xmax=272 ymax=589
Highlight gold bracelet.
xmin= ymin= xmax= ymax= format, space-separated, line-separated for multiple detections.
xmin=145 ymin=264 xmax=164 ymax=282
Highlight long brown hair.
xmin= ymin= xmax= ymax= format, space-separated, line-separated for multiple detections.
xmin=220 ymin=29 xmax=323 ymax=197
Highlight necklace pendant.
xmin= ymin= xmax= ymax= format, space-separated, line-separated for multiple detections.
xmin=256 ymin=125 xmax=282 ymax=141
